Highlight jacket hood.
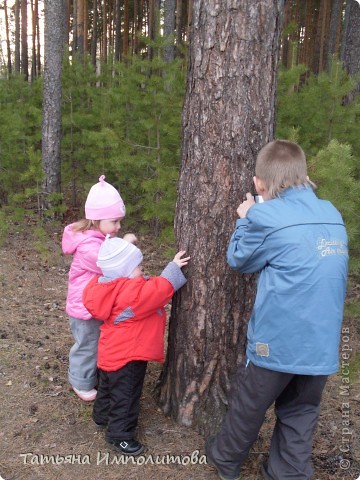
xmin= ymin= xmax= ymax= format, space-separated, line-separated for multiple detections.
xmin=62 ymin=224 xmax=105 ymax=255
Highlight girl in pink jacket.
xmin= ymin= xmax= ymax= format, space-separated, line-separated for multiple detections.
xmin=62 ymin=175 xmax=130 ymax=402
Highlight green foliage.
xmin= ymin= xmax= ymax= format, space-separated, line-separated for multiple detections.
xmin=0 ymin=74 xmax=42 ymax=204
xmin=276 ymin=62 xmax=360 ymax=272
xmin=309 ymin=140 xmax=360 ymax=249
xmin=277 ymin=62 xmax=359 ymax=158
xmin=0 ymin=210 xmax=9 ymax=247
xmin=0 ymin=57 xmax=359 ymax=265
xmin=60 ymin=54 xmax=185 ymax=237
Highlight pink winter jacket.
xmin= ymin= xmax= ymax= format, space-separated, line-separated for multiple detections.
xmin=62 ymin=224 xmax=105 ymax=320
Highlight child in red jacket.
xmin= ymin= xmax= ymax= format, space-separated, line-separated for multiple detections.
xmin=83 ymin=235 xmax=190 ymax=456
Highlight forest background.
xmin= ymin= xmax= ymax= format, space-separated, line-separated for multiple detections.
xmin=0 ymin=0 xmax=359 ymax=259
xmin=0 ymin=1 xmax=359 ymax=478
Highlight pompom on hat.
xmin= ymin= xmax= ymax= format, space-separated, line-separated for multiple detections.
xmin=85 ymin=175 xmax=126 ymax=220
xmin=97 ymin=235 xmax=143 ymax=279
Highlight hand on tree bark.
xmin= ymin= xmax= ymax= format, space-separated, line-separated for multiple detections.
xmin=236 ymin=192 xmax=255 ymax=219
xmin=173 ymin=251 xmax=191 ymax=269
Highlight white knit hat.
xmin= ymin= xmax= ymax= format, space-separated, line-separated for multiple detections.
xmin=97 ymin=235 xmax=143 ymax=279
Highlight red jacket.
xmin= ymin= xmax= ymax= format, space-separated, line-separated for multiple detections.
xmin=83 ymin=267 xmax=185 ymax=372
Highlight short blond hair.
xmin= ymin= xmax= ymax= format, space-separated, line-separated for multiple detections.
xmin=256 ymin=140 xmax=313 ymax=199
xmin=71 ymin=219 xmax=101 ymax=233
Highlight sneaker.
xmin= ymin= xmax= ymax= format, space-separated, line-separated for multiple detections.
xmin=107 ymin=438 xmax=144 ymax=456
xmin=205 ymin=437 xmax=241 ymax=480
xmin=72 ymin=387 xmax=97 ymax=401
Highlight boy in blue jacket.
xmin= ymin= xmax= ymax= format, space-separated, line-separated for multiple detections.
xmin=206 ymin=140 xmax=348 ymax=480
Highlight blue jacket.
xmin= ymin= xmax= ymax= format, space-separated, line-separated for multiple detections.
xmin=227 ymin=186 xmax=348 ymax=375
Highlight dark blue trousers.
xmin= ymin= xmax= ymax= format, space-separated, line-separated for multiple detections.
xmin=207 ymin=360 xmax=328 ymax=479
xmin=93 ymin=360 xmax=148 ymax=442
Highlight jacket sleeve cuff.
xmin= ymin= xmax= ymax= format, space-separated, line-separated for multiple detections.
xmin=160 ymin=262 xmax=187 ymax=292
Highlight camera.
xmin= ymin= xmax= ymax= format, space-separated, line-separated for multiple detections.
xmin=253 ymin=194 xmax=264 ymax=204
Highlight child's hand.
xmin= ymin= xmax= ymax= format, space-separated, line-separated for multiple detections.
xmin=236 ymin=192 xmax=255 ymax=218
xmin=173 ymin=251 xmax=190 ymax=268
xmin=123 ymin=233 xmax=138 ymax=244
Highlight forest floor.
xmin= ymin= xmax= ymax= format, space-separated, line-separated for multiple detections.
xmin=0 ymin=221 xmax=359 ymax=480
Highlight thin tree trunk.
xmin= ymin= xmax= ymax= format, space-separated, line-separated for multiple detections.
xmin=102 ymin=0 xmax=107 ymax=63
xmin=158 ymin=0 xmax=284 ymax=436
xmin=303 ymin=0 xmax=313 ymax=67
xmin=21 ymin=0 xmax=28 ymax=79
xmin=318 ymin=0 xmax=328 ymax=72
xmin=42 ymin=0 xmax=66 ymax=215
xmin=36 ymin=0 xmax=42 ymax=73
xmin=73 ymin=0 xmax=78 ymax=55
xmin=107 ymin=0 xmax=113 ymax=61
xmin=175 ymin=0 xmax=183 ymax=54
xmin=163 ymin=0 xmax=176 ymax=62
xmin=76 ymin=0 xmax=85 ymax=59
xmin=4 ymin=0 xmax=12 ymax=75
xmin=84 ymin=0 xmax=88 ymax=56
xmin=30 ymin=0 xmax=37 ymax=80
xmin=281 ymin=0 xmax=291 ymax=67
xmin=114 ymin=0 xmax=121 ymax=61
xmin=341 ymin=0 xmax=360 ymax=75
xmin=123 ymin=0 xmax=129 ymax=57
xmin=341 ymin=0 xmax=360 ymax=99
xmin=133 ymin=0 xmax=139 ymax=55
xmin=327 ymin=0 xmax=342 ymax=71
xmin=91 ymin=0 xmax=98 ymax=66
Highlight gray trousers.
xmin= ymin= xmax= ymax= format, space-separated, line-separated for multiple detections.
xmin=68 ymin=317 xmax=102 ymax=391
xmin=207 ymin=360 xmax=328 ymax=479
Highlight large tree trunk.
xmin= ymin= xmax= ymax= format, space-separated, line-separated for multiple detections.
xmin=41 ymin=0 xmax=66 ymax=215
xmin=158 ymin=0 xmax=283 ymax=437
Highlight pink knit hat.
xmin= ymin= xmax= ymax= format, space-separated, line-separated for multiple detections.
xmin=85 ymin=175 xmax=126 ymax=220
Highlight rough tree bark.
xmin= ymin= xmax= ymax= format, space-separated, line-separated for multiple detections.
xmin=41 ymin=0 xmax=66 ymax=214
xmin=163 ymin=0 xmax=176 ymax=62
xmin=158 ymin=0 xmax=284 ymax=436
xmin=327 ymin=0 xmax=343 ymax=71
xmin=341 ymin=0 xmax=360 ymax=103
xmin=21 ymin=0 xmax=28 ymax=79
xmin=341 ymin=0 xmax=360 ymax=78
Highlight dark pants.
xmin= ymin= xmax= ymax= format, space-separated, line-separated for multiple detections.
xmin=207 ymin=360 xmax=328 ymax=479
xmin=93 ymin=360 xmax=148 ymax=442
